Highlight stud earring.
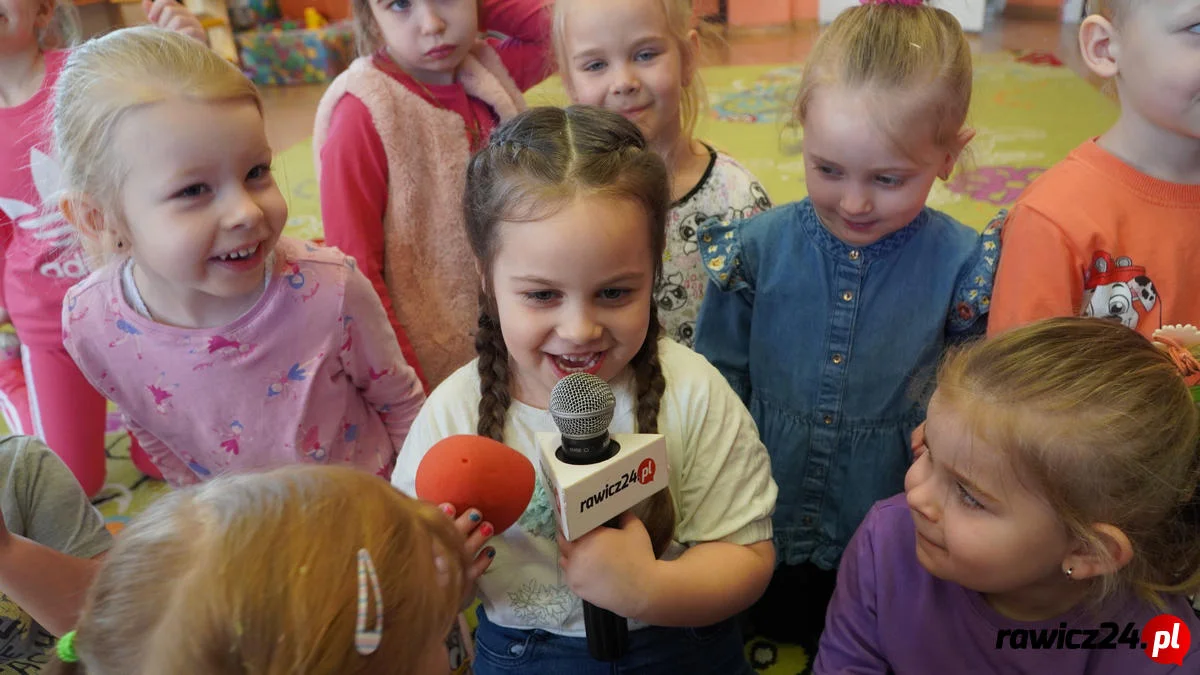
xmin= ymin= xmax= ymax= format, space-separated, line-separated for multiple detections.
xmin=1064 ymin=567 xmax=1074 ymax=579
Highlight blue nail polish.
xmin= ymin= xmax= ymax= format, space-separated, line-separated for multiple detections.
xmin=469 ymin=512 xmax=481 ymax=522
xmin=487 ymin=548 xmax=496 ymax=558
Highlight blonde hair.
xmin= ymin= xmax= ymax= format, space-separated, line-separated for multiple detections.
xmin=52 ymin=26 xmax=261 ymax=265
xmin=937 ymin=318 xmax=1200 ymax=609
xmin=48 ymin=465 xmax=466 ymax=675
xmin=1087 ymin=0 xmax=1129 ymax=23
xmin=37 ymin=0 xmax=81 ymax=51
xmin=795 ymin=0 xmax=971 ymax=161
xmin=552 ymin=0 xmax=710 ymax=145
xmin=464 ymin=106 xmax=678 ymax=557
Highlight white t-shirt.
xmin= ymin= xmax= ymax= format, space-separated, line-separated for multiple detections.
xmin=393 ymin=339 xmax=777 ymax=636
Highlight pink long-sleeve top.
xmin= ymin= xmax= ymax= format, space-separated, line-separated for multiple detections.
xmin=62 ymin=237 xmax=425 ymax=486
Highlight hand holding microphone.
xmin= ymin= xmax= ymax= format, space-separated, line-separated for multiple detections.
xmin=539 ymin=373 xmax=671 ymax=662
xmin=556 ymin=509 xmax=659 ymax=624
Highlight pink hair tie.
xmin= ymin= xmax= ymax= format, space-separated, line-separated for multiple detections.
xmin=860 ymin=0 xmax=925 ymax=5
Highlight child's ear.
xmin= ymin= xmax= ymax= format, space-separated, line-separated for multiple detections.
xmin=938 ymin=128 xmax=975 ymax=181
xmin=60 ymin=193 xmax=123 ymax=250
xmin=681 ymin=29 xmax=701 ymax=88
xmin=1079 ymin=15 xmax=1120 ymax=80
xmin=1062 ymin=523 xmax=1133 ymax=581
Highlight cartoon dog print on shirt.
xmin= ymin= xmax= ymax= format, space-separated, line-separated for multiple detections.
xmin=1081 ymin=251 xmax=1159 ymax=330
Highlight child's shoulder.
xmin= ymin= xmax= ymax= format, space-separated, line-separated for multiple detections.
xmin=0 ymin=435 xmax=50 ymax=476
xmin=657 ymin=339 xmax=739 ymax=399
xmin=420 ymin=359 xmax=484 ymax=417
xmin=1015 ymin=140 xmax=1124 ymax=211
xmin=277 ymin=236 xmax=353 ymax=268
xmin=64 ymin=261 xmax=121 ymax=308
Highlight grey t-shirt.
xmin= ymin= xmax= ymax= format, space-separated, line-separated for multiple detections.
xmin=0 ymin=436 xmax=111 ymax=673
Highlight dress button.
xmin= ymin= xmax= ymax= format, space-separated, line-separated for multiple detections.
xmin=832 ymin=353 xmax=844 ymax=364
xmin=842 ymin=290 xmax=854 ymax=302
xmin=803 ymin=516 xmax=814 ymax=526
xmin=823 ymin=415 xmax=833 ymax=425
xmin=849 ymin=250 xmax=861 ymax=261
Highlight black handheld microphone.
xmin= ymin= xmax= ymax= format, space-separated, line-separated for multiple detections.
xmin=548 ymin=373 xmax=629 ymax=662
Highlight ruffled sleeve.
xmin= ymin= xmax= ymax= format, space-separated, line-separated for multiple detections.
xmin=947 ymin=210 xmax=1004 ymax=337
xmin=697 ymin=217 xmax=755 ymax=294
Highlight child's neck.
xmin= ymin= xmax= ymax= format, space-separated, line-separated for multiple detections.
xmin=983 ymin=573 xmax=1095 ymax=622
xmin=0 ymin=48 xmax=46 ymax=108
xmin=654 ymin=126 xmax=709 ymax=203
xmin=131 ymin=260 xmax=269 ymax=329
xmin=1099 ymin=105 xmax=1200 ymax=184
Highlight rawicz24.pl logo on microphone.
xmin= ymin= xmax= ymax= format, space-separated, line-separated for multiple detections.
xmin=996 ymin=614 xmax=1191 ymax=666
xmin=578 ymin=458 xmax=657 ymax=514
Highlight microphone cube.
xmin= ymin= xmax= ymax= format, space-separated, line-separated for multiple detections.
xmin=537 ymin=433 xmax=669 ymax=541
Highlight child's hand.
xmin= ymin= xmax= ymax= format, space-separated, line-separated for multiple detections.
xmin=911 ymin=421 xmax=927 ymax=460
xmin=439 ymin=503 xmax=495 ymax=609
xmin=556 ymin=510 xmax=657 ymax=619
xmin=143 ymin=0 xmax=208 ymax=44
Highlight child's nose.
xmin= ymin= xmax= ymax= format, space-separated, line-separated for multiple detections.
xmin=840 ymin=187 xmax=872 ymax=216
xmin=608 ymin=65 xmax=639 ymax=97
xmin=418 ymin=4 xmax=446 ymax=35
xmin=904 ymin=459 xmax=941 ymax=524
xmin=224 ymin=190 xmax=265 ymax=230
xmin=558 ymin=308 xmax=602 ymax=345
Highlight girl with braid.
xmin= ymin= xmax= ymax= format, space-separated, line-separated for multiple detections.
xmin=392 ymin=105 xmax=777 ymax=674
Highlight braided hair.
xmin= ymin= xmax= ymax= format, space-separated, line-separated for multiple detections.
xmin=464 ymin=106 xmax=676 ymax=556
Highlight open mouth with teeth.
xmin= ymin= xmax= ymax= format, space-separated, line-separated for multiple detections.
xmin=549 ymin=351 xmax=605 ymax=377
xmin=209 ymin=243 xmax=264 ymax=268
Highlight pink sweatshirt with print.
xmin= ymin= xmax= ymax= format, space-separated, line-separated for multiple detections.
xmin=61 ymin=237 xmax=425 ymax=486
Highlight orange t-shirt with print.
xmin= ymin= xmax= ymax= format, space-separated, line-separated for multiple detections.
xmin=989 ymin=139 xmax=1200 ymax=338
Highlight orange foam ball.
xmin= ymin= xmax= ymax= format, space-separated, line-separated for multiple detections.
xmin=414 ymin=435 xmax=536 ymax=534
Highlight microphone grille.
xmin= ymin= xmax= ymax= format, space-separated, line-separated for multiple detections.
xmin=548 ymin=373 xmax=615 ymax=439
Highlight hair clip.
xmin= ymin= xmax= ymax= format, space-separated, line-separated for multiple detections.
xmin=355 ymin=548 xmax=384 ymax=656
xmin=56 ymin=630 xmax=79 ymax=663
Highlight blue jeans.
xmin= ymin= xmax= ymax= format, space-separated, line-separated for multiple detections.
xmin=472 ymin=606 xmax=753 ymax=675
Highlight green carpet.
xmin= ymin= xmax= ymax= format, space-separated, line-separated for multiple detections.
xmin=84 ymin=50 xmax=1115 ymax=675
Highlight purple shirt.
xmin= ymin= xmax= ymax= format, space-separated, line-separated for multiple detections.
xmin=816 ymin=495 xmax=1200 ymax=675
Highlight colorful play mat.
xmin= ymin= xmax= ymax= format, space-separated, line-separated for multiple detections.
xmin=76 ymin=50 xmax=1117 ymax=675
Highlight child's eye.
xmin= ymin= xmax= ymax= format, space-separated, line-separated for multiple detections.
xmin=815 ymin=165 xmax=841 ymax=178
xmin=634 ymin=50 xmax=659 ymax=62
xmin=598 ymin=288 xmax=629 ymax=301
xmin=386 ymin=0 xmax=410 ymax=11
xmin=247 ymin=164 xmax=272 ymax=181
xmin=581 ymin=60 xmax=606 ymax=73
xmin=876 ymin=175 xmax=904 ymax=187
xmin=522 ymin=290 xmax=559 ymax=304
xmin=173 ymin=183 xmax=210 ymax=199
xmin=955 ymin=482 xmax=983 ymax=510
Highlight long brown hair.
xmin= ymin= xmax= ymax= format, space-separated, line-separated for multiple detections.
xmin=939 ymin=318 xmax=1200 ymax=608
xmin=464 ymin=105 xmax=676 ymax=556
xmin=48 ymin=465 xmax=465 ymax=675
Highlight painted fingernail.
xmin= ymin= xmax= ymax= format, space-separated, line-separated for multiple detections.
xmin=487 ymin=548 xmax=496 ymax=559
xmin=439 ymin=503 xmax=455 ymax=517
xmin=479 ymin=522 xmax=494 ymax=538
xmin=468 ymin=511 xmax=482 ymax=523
